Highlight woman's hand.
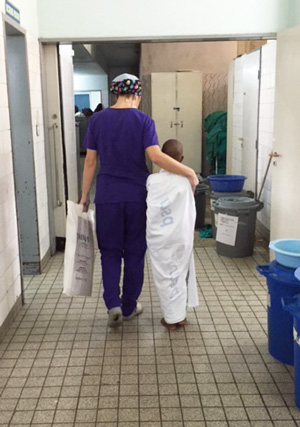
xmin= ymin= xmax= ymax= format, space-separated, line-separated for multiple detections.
xmin=80 ymin=149 xmax=97 ymax=211
xmin=187 ymin=169 xmax=199 ymax=193
xmin=79 ymin=193 xmax=90 ymax=212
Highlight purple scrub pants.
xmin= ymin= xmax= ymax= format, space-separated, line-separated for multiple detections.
xmin=95 ymin=202 xmax=147 ymax=316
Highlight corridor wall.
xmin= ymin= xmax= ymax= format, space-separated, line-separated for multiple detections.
xmin=0 ymin=2 xmax=50 ymax=332
xmin=0 ymin=17 xmax=21 ymax=329
xmin=36 ymin=0 xmax=296 ymax=40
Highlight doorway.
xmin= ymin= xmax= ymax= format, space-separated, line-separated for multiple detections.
xmin=5 ymin=21 xmax=40 ymax=275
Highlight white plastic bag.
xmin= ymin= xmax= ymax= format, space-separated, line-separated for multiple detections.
xmin=63 ymin=200 xmax=95 ymax=296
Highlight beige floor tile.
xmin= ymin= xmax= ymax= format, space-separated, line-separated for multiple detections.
xmin=1 ymin=245 xmax=298 ymax=426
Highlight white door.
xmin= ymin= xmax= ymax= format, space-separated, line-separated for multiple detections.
xmin=59 ymin=45 xmax=79 ymax=203
xmin=270 ymin=25 xmax=300 ymax=240
xmin=151 ymin=73 xmax=176 ymax=173
xmin=242 ymin=50 xmax=261 ymax=194
xmin=177 ymin=72 xmax=202 ymax=174
xmin=231 ymin=55 xmax=245 ymax=176
xmin=42 ymin=45 xmax=67 ymax=243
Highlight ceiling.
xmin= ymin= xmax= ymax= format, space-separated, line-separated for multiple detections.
xmin=73 ymin=42 xmax=140 ymax=73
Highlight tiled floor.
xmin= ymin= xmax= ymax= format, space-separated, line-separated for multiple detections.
xmin=0 ymin=238 xmax=300 ymax=427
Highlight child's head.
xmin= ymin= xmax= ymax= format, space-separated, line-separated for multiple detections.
xmin=162 ymin=139 xmax=184 ymax=163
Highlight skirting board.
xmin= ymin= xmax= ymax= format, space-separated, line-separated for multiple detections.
xmin=41 ymin=247 xmax=51 ymax=271
xmin=0 ymin=295 xmax=22 ymax=343
xmin=256 ymin=219 xmax=270 ymax=243
xmin=23 ymin=247 xmax=51 ymax=276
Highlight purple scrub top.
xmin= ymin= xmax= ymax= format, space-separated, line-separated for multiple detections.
xmin=84 ymin=108 xmax=159 ymax=203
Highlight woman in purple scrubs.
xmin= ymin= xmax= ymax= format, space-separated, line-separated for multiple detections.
xmin=80 ymin=73 xmax=198 ymax=328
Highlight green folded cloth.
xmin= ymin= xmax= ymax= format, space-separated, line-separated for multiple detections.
xmin=199 ymin=225 xmax=213 ymax=239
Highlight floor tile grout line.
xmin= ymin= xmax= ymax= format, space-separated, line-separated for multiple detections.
xmin=181 ymin=320 xmax=207 ymax=426
xmin=2 ymin=242 xmax=300 ymax=425
xmin=196 ymin=245 xmax=297 ymax=424
xmin=3 ymin=256 xmax=66 ymax=424
xmin=147 ymin=254 xmax=163 ymax=425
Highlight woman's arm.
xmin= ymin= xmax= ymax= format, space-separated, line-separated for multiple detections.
xmin=146 ymin=145 xmax=199 ymax=191
xmin=79 ymin=149 xmax=97 ymax=210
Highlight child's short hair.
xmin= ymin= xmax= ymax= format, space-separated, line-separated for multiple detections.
xmin=162 ymin=139 xmax=183 ymax=162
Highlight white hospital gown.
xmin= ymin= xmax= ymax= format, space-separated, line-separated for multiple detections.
xmin=146 ymin=170 xmax=199 ymax=323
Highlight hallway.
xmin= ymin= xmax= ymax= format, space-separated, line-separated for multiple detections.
xmin=0 ymin=240 xmax=299 ymax=426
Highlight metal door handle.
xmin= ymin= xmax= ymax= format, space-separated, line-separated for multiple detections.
xmin=181 ymin=121 xmax=183 ymax=128
xmin=170 ymin=121 xmax=173 ymax=128
xmin=174 ymin=122 xmax=180 ymax=126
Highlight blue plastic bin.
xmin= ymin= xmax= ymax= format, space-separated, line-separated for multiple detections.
xmin=207 ymin=175 xmax=247 ymax=192
xmin=257 ymin=261 xmax=300 ymax=365
xmin=269 ymin=239 xmax=300 ymax=269
xmin=282 ymin=295 xmax=300 ymax=409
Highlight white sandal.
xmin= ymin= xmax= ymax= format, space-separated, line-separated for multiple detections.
xmin=108 ymin=307 xmax=123 ymax=328
xmin=123 ymin=302 xmax=143 ymax=321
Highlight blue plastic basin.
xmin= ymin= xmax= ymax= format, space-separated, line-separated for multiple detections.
xmin=269 ymin=239 xmax=300 ymax=269
xmin=207 ymin=175 xmax=247 ymax=192
xmin=282 ymin=294 xmax=300 ymax=409
xmin=257 ymin=261 xmax=300 ymax=365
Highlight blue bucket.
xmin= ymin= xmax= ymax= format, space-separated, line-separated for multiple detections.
xmin=257 ymin=261 xmax=300 ymax=365
xmin=207 ymin=175 xmax=247 ymax=192
xmin=282 ymin=295 xmax=300 ymax=410
xmin=269 ymin=239 xmax=300 ymax=269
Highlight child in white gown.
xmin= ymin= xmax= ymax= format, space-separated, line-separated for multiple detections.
xmin=146 ymin=139 xmax=199 ymax=330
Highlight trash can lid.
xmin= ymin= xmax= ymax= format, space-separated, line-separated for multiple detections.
xmin=215 ymin=197 xmax=262 ymax=211
xmin=195 ymin=184 xmax=209 ymax=194
xmin=207 ymin=189 xmax=251 ymax=199
xmin=256 ymin=260 xmax=300 ymax=285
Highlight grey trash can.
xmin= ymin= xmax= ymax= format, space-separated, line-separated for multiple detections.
xmin=195 ymin=184 xmax=209 ymax=229
xmin=214 ymin=197 xmax=263 ymax=257
xmin=207 ymin=190 xmax=254 ymax=238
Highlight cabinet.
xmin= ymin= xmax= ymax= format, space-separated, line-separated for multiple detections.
xmin=150 ymin=72 xmax=202 ymax=173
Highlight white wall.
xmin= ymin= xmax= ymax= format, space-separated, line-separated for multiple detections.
xmin=2 ymin=0 xmax=39 ymax=36
xmin=289 ymin=0 xmax=300 ymax=27
xmin=37 ymin=0 xmax=292 ymax=40
xmin=0 ymin=17 xmax=21 ymax=327
xmin=0 ymin=2 xmax=50 ymax=329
